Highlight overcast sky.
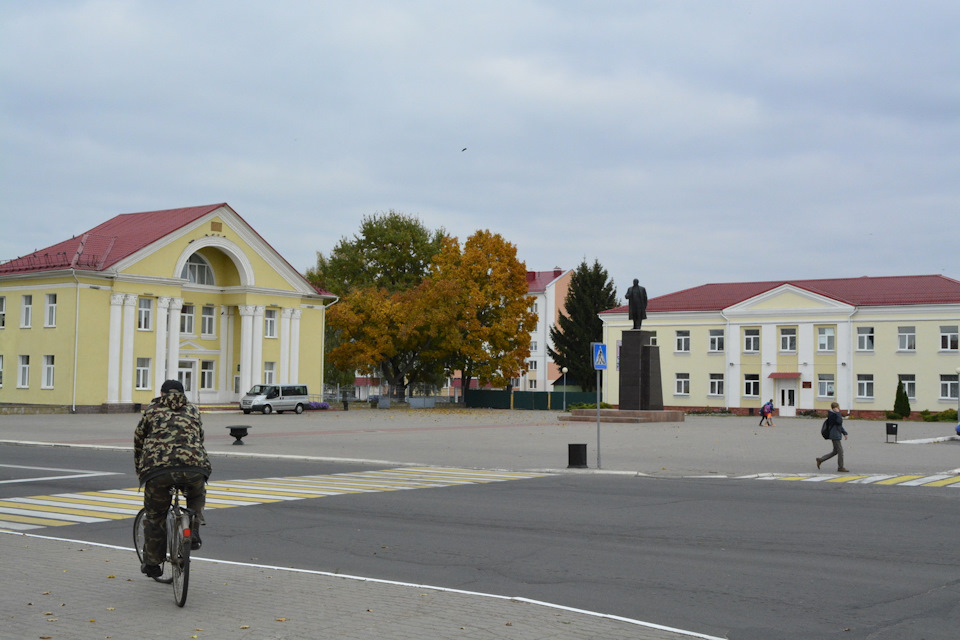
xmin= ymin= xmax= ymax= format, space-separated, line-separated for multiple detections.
xmin=2 ymin=1 xmax=958 ymax=300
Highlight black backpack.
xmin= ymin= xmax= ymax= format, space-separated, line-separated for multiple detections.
xmin=821 ymin=418 xmax=831 ymax=439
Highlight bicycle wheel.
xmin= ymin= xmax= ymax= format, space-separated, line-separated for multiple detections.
xmin=170 ymin=513 xmax=190 ymax=607
xmin=133 ymin=508 xmax=146 ymax=564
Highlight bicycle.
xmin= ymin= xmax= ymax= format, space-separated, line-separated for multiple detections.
xmin=133 ymin=486 xmax=197 ymax=607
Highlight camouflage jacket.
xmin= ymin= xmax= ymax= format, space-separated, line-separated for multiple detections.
xmin=134 ymin=391 xmax=212 ymax=485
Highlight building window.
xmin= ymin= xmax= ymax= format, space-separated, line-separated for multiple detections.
xmin=709 ymin=373 xmax=724 ymax=396
xmin=21 ymin=295 xmax=32 ymax=328
xmin=529 ymin=379 xmax=537 ymax=389
xmin=857 ymin=374 xmax=874 ymax=400
xmin=45 ymin=294 xmax=57 ymax=327
xmin=264 ymin=309 xmax=277 ymax=338
xmin=709 ymin=330 xmax=724 ymax=353
xmin=530 ymin=341 xmax=538 ymax=353
xmin=201 ymin=360 xmax=215 ymax=390
xmin=941 ymin=326 xmax=959 ymax=351
xmin=940 ymin=375 xmax=959 ymax=401
xmin=181 ymin=254 xmax=215 ymax=285
xmin=263 ymin=361 xmax=276 ymax=384
xmin=744 ymin=328 xmax=760 ymax=353
xmin=180 ymin=304 xmax=195 ymax=334
xmin=780 ymin=327 xmax=796 ymax=352
xmin=201 ymin=306 xmax=216 ymax=337
xmin=676 ymin=330 xmax=690 ymax=352
xmin=136 ymin=358 xmax=151 ymax=390
xmin=0 ymin=354 xmax=3 ymax=387
xmin=817 ymin=327 xmax=835 ymax=352
xmin=857 ymin=327 xmax=874 ymax=351
xmin=898 ymin=374 xmax=916 ymax=400
xmin=528 ymin=360 xmax=537 ymax=370
xmin=0 ymin=296 xmax=5 ymax=328
xmin=744 ymin=374 xmax=760 ymax=397
xmin=42 ymin=355 xmax=55 ymax=389
xmin=18 ymin=355 xmax=29 ymax=388
xmin=675 ymin=373 xmax=690 ymax=395
xmin=898 ymin=326 xmax=916 ymax=351
xmin=138 ymin=297 xmax=153 ymax=330
xmin=818 ymin=374 xmax=835 ymax=398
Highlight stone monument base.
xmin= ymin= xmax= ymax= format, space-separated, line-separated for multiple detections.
xmin=618 ymin=330 xmax=663 ymax=411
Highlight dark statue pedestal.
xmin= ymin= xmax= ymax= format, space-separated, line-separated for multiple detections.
xmin=618 ymin=330 xmax=663 ymax=411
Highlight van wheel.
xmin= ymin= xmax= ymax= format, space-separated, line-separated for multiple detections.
xmin=263 ymin=405 xmax=273 ymax=415
xmin=242 ymin=409 xmax=251 ymax=415
xmin=295 ymin=404 xmax=304 ymax=414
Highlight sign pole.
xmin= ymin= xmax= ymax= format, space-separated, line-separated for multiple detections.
xmin=591 ymin=342 xmax=607 ymax=470
xmin=596 ymin=369 xmax=601 ymax=469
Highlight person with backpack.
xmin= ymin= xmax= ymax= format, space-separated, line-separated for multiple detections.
xmin=816 ymin=402 xmax=849 ymax=472
xmin=759 ymin=399 xmax=775 ymax=427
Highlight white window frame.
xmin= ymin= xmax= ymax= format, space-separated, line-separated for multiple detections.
xmin=857 ymin=374 xmax=874 ymax=400
xmin=780 ymin=327 xmax=797 ymax=352
xmin=530 ymin=340 xmax=538 ymax=353
xmin=709 ymin=373 xmax=724 ymax=396
xmin=18 ymin=355 xmax=30 ymax=388
xmin=817 ymin=327 xmax=835 ymax=353
xmin=528 ymin=360 xmax=537 ymax=370
xmin=898 ymin=374 xmax=916 ymax=400
xmin=940 ymin=375 xmax=958 ymax=401
xmin=0 ymin=354 xmax=4 ymax=387
xmin=138 ymin=297 xmax=153 ymax=330
xmin=182 ymin=254 xmax=215 ymax=285
xmin=21 ymin=295 xmax=32 ymax=328
xmin=675 ymin=373 xmax=690 ymax=396
xmin=857 ymin=326 xmax=874 ymax=351
xmin=676 ymin=330 xmax=690 ymax=352
xmin=180 ymin=304 xmax=195 ymax=335
xmin=744 ymin=374 xmax=760 ymax=397
xmin=529 ymin=379 xmax=537 ymax=389
xmin=201 ymin=360 xmax=215 ymax=390
xmin=817 ymin=374 xmax=835 ymax=398
xmin=42 ymin=355 xmax=55 ymax=389
xmin=264 ymin=309 xmax=277 ymax=338
xmin=898 ymin=326 xmax=916 ymax=351
xmin=201 ymin=305 xmax=216 ymax=337
xmin=709 ymin=330 xmax=724 ymax=353
xmin=45 ymin=293 xmax=57 ymax=327
xmin=0 ymin=296 xmax=5 ymax=329
xmin=263 ymin=361 xmax=276 ymax=384
xmin=743 ymin=328 xmax=760 ymax=353
xmin=940 ymin=326 xmax=959 ymax=352
xmin=136 ymin=357 xmax=151 ymax=390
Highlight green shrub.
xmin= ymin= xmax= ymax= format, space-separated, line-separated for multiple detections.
xmin=918 ymin=408 xmax=957 ymax=422
xmin=893 ymin=381 xmax=911 ymax=418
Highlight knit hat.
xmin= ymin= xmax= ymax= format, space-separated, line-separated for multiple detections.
xmin=161 ymin=379 xmax=185 ymax=394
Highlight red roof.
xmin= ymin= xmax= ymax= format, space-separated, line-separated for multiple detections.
xmin=526 ymin=269 xmax=568 ymax=293
xmin=603 ymin=275 xmax=960 ymax=313
xmin=0 ymin=204 xmax=225 ymax=274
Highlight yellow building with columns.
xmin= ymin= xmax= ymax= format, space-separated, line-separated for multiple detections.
xmin=0 ymin=204 xmax=335 ymax=411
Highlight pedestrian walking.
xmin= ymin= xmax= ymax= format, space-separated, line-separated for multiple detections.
xmin=759 ymin=399 xmax=775 ymax=426
xmin=816 ymin=402 xmax=849 ymax=472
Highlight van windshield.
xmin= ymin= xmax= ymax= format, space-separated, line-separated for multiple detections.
xmin=247 ymin=385 xmax=275 ymax=395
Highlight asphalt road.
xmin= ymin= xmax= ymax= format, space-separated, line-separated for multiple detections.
xmin=3 ymin=444 xmax=960 ymax=639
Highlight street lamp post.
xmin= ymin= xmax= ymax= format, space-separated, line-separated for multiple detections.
xmin=562 ymin=367 xmax=568 ymax=411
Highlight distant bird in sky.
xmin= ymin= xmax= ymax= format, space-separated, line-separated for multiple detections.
xmin=461 ymin=147 xmax=467 ymax=152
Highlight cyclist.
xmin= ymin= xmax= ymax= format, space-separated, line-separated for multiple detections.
xmin=134 ymin=379 xmax=212 ymax=578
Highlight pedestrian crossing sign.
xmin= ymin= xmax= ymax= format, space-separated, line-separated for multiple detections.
xmin=592 ymin=343 xmax=607 ymax=370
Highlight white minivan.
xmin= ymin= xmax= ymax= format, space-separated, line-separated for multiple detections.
xmin=240 ymin=384 xmax=310 ymax=415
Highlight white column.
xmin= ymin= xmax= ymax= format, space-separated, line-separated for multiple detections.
xmin=251 ymin=306 xmax=265 ymax=384
xmin=239 ymin=305 xmax=255 ymax=393
xmin=289 ymin=309 xmax=302 ymax=383
xmin=154 ymin=297 xmax=170 ymax=396
xmin=280 ymin=308 xmax=292 ymax=383
xmin=218 ymin=305 xmax=230 ymax=399
xmin=166 ymin=298 xmax=183 ymax=384
xmin=107 ymin=294 xmax=124 ymax=403
xmin=120 ymin=294 xmax=137 ymax=403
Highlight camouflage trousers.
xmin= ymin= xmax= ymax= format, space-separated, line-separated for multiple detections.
xmin=142 ymin=470 xmax=206 ymax=566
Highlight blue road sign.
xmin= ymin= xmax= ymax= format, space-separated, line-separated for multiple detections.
xmin=592 ymin=343 xmax=607 ymax=370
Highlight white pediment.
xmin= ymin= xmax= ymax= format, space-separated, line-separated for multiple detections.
xmin=725 ymin=284 xmax=854 ymax=318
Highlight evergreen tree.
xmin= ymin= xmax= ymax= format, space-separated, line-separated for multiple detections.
xmin=547 ymin=259 xmax=618 ymax=393
xmin=894 ymin=380 xmax=911 ymax=419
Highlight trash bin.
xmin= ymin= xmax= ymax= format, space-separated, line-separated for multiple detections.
xmin=568 ymin=443 xmax=588 ymax=468
xmin=886 ymin=422 xmax=898 ymax=443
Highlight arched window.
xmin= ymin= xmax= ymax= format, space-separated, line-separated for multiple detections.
xmin=181 ymin=254 xmax=215 ymax=285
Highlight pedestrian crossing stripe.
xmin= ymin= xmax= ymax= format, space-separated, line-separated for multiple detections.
xmin=0 ymin=467 xmax=549 ymax=532
xmin=756 ymin=473 xmax=960 ymax=487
